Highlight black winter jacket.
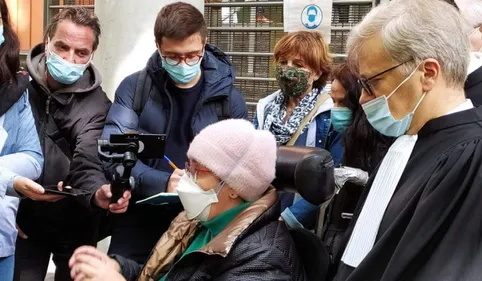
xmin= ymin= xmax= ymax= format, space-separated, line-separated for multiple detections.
xmin=113 ymin=188 xmax=308 ymax=281
xmin=102 ymin=44 xmax=248 ymax=199
xmin=17 ymin=43 xmax=111 ymax=235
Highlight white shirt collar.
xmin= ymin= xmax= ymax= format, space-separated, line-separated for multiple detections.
xmin=447 ymin=99 xmax=474 ymax=115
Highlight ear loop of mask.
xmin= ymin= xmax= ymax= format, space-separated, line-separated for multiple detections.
xmin=386 ymin=62 xmax=423 ymax=100
xmin=471 ymin=28 xmax=478 ymax=37
xmin=385 ymin=61 xmax=426 ymax=117
xmin=215 ymin=181 xmax=226 ymax=195
xmin=411 ymin=91 xmax=427 ymax=115
xmin=192 ymin=171 xmax=226 ymax=195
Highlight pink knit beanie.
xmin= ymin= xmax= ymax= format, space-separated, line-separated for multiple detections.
xmin=187 ymin=119 xmax=276 ymax=201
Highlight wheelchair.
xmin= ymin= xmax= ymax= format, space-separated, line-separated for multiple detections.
xmin=273 ymin=146 xmax=335 ymax=281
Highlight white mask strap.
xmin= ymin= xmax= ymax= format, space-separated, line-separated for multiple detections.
xmin=47 ymin=37 xmax=52 ymax=53
xmin=190 ymin=172 xmax=225 ymax=195
xmin=215 ymin=181 xmax=225 ymax=195
xmin=411 ymin=92 xmax=427 ymax=114
xmin=191 ymin=171 xmax=198 ymax=182
xmin=387 ymin=62 xmax=422 ymax=100
xmin=471 ymin=28 xmax=479 ymax=37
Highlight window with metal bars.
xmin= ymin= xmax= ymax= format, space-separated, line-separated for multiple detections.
xmin=44 ymin=0 xmax=373 ymax=118
xmin=46 ymin=0 xmax=95 ymax=27
xmin=205 ymin=0 xmax=374 ymax=118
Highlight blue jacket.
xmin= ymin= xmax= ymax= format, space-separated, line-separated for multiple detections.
xmin=102 ymin=45 xmax=248 ymax=198
xmin=253 ymin=88 xmax=344 ymax=229
xmin=0 ymin=90 xmax=43 ymax=258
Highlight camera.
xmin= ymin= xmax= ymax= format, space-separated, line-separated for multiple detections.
xmin=98 ymin=133 xmax=166 ymax=204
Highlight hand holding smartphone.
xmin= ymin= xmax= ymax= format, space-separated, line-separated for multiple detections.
xmin=43 ymin=185 xmax=91 ymax=197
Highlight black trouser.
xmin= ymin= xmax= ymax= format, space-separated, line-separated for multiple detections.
xmin=108 ymin=202 xmax=183 ymax=264
xmin=14 ymin=199 xmax=99 ymax=281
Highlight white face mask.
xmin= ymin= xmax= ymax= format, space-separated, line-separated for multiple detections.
xmin=176 ymin=173 xmax=225 ymax=221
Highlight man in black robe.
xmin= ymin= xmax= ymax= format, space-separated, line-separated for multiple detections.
xmin=331 ymin=0 xmax=482 ymax=280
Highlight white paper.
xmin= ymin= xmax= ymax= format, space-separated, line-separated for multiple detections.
xmin=284 ymin=0 xmax=333 ymax=44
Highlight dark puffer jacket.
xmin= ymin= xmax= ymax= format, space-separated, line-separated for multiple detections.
xmin=102 ymin=44 xmax=248 ymax=199
xmin=113 ymin=188 xmax=308 ymax=281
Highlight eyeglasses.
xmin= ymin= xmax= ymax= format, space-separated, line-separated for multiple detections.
xmin=358 ymin=60 xmax=411 ymax=96
xmin=160 ymin=50 xmax=204 ymax=66
xmin=185 ymin=160 xmax=210 ymax=176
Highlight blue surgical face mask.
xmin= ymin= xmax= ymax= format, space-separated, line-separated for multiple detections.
xmin=0 ymin=25 xmax=5 ymax=46
xmin=161 ymin=55 xmax=202 ymax=84
xmin=46 ymin=38 xmax=91 ymax=85
xmin=362 ymin=63 xmax=425 ymax=137
xmin=331 ymin=107 xmax=352 ymax=132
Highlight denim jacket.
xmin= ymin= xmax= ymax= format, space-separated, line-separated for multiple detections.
xmin=253 ymin=88 xmax=344 ymax=229
xmin=0 ymin=91 xmax=43 ymax=257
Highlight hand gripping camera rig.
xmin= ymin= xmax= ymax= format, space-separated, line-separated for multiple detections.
xmin=98 ymin=133 xmax=166 ymax=204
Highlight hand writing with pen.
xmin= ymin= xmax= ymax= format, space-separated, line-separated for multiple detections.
xmin=164 ymin=155 xmax=185 ymax=194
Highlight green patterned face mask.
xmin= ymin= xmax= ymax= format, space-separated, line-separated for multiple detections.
xmin=276 ymin=65 xmax=311 ymax=98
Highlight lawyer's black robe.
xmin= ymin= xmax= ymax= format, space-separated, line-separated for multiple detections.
xmin=332 ymin=106 xmax=482 ymax=281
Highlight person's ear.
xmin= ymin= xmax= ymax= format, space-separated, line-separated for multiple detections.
xmin=312 ymin=71 xmax=322 ymax=82
xmin=420 ymin=59 xmax=440 ymax=93
xmin=228 ymin=190 xmax=239 ymax=200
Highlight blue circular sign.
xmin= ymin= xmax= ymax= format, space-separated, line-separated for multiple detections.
xmin=301 ymin=4 xmax=323 ymax=29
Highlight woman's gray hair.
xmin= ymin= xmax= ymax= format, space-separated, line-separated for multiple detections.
xmin=347 ymin=0 xmax=471 ymax=88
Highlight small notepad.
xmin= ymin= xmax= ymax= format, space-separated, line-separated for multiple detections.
xmin=136 ymin=192 xmax=181 ymax=206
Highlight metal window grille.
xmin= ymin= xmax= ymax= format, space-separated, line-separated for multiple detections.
xmin=46 ymin=0 xmax=95 ymax=27
xmin=44 ymin=0 xmax=374 ymax=119
xmin=205 ymin=0 xmax=374 ymax=118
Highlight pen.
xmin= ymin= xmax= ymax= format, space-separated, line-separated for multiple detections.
xmin=164 ymin=155 xmax=179 ymax=170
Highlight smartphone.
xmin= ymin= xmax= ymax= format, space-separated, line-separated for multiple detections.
xmin=109 ymin=133 xmax=166 ymax=159
xmin=43 ymin=185 xmax=92 ymax=197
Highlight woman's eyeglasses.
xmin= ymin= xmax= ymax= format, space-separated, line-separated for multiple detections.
xmin=185 ymin=161 xmax=210 ymax=176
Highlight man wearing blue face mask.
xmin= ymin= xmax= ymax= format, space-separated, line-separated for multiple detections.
xmin=14 ymin=7 xmax=132 ymax=281
xmin=330 ymin=0 xmax=482 ymax=281
xmin=101 ymin=2 xmax=248 ymax=265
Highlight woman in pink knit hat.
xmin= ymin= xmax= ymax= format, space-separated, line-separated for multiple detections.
xmin=69 ymin=119 xmax=308 ymax=281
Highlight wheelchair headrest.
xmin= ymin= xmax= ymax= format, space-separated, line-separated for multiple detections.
xmin=272 ymin=146 xmax=335 ymax=205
